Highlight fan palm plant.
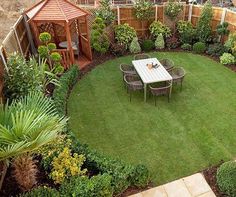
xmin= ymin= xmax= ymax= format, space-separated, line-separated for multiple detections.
xmin=0 ymin=91 xmax=67 ymax=191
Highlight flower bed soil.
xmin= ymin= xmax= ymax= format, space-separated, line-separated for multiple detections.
xmin=202 ymin=162 xmax=227 ymax=197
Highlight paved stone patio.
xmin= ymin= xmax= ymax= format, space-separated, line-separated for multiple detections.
xmin=129 ymin=173 xmax=216 ymax=197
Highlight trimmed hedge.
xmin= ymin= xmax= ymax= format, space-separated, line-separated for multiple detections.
xmin=71 ymin=140 xmax=150 ymax=194
xmin=59 ymin=173 xmax=113 ymax=197
xmin=20 ymin=186 xmax=59 ymax=197
xmin=193 ymin=42 xmax=206 ymax=54
xmin=217 ymin=161 xmax=236 ymax=197
xmin=53 ymin=65 xmax=79 ymax=115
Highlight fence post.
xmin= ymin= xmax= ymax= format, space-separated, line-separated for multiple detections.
xmin=218 ymin=8 xmax=227 ymax=42
xmin=23 ymin=14 xmax=37 ymax=55
xmin=0 ymin=46 xmax=8 ymax=73
xmin=117 ymin=6 xmax=120 ymax=25
xmin=220 ymin=8 xmax=227 ymax=24
xmin=12 ymin=27 xmax=23 ymax=56
xmin=188 ymin=4 xmax=193 ymax=22
xmin=155 ymin=5 xmax=158 ymax=21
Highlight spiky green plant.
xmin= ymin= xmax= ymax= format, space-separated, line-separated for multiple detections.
xmin=0 ymin=91 xmax=67 ymax=161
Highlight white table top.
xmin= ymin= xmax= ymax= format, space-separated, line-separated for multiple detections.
xmin=132 ymin=58 xmax=172 ymax=84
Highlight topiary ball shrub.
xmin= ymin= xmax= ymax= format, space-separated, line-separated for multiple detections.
xmin=193 ymin=42 xmax=206 ymax=54
xmin=220 ymin=53 xmax=235 ymax=65
xmin=216 ymin=161 xmax=236 ymax=197
xmin=181 ymin=43 xmax=192 ymax=51
xmin=141 ymin=39 xmax=155 ymax=52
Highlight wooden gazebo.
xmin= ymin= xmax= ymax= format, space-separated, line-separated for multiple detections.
xmin=24 ymin=0 xmax=92 ymax=69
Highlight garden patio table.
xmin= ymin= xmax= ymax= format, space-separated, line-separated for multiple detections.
xmin=132 ymin=58 xmax=173 ymax=102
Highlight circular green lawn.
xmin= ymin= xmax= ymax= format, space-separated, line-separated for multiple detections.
xmin=68 ymin=52 xmax=236 ymax=185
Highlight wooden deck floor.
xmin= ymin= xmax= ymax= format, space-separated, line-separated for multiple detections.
xmin=76 ymin=55 xmax=91 ymax=70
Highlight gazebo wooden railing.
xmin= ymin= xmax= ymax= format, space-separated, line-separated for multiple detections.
xmin=56 ymin=49 xmax=72 ymax=70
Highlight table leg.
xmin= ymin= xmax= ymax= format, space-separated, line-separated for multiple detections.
xmin=144 ymin=83 xmax=147 ymax=102
xmin=170 ymin=80 xmax=173 ymax=98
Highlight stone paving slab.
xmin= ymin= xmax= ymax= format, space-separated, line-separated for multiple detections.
xmin=183 ymin=173 xmax=212 ymax=196
xmin=129 ymin=173 xmax=216 ymax=197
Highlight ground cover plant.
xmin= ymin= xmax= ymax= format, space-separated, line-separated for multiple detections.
xmin=68 ymin=52 xmax=236 ymax=184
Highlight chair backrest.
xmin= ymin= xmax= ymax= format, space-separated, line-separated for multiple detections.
xmin=172 ymin=67 xmax=186 ymax=77
xmin=134 ymin=53 xmax=151 ymax=60
xmin=150 ymin=83 xmax=172 ymax=96
xmin=159 ymin=59 xmax=174 ymax=68
xmin=124 ymin=75 xmax=139 ymax=84
xmin=120 ymin=64 xmax=133 ymax=73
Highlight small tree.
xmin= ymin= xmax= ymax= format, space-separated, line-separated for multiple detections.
xmin=164 ymin=0 xmax=183 ymax=33
xmin=95 ymin=0 xmax=115 ymax=26
xmin=134 ymin=0 xmax=154 ymax=36
xmin=196 ymin=0 xmax=213 ymax=43
xmin=129 ymin=37 xmax=141 ymax=54
xmin=155 ymin=33 xmax=165 ymax=49
xmin=38 ymin=32 xmax=64 ymax=73
xmin=91 ymin=17 xmax=110 ymax=54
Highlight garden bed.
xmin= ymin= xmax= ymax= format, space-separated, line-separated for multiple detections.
xmin=202 ymin=162 xmax=227 ymax=197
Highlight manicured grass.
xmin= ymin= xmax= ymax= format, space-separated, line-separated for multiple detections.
xmin=68 ymin=52 xmax=236 ymax=185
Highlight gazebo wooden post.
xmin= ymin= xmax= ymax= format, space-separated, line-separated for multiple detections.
xmin=65 ymin=22 xmax=74 ymax=66
xmin=84 ymin=16 xmax=92 ymax=60
xmin=76 ymin=19 xmax=82 ymax=61
xmin=31 ymin=21 xmax=40 ymax=46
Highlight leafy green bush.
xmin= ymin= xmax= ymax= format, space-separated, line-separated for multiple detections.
xmin=20 ymin=186 xmax=59 ymax=197
xmin=224 ymin=32 xmax=236 ymax=52
xmin=181 ymin=43 xmax=192 ymax=51
xmin=164 ymin=0 xmax=183 ymax=20
xmin=216 ymin=161 xmax=236 ymax=197
xmin=91 ymin=17 xmax=110 ymax=53
xmin=149 ymin=21 xmax=171 ymax=38
xmin=141 ymin=39 xmax=155 ymax=52
xmin=177 ymin=20 xmax=195 ymax=44
xmin=134 ymin=0 xmax=154 ymax=20
xmin=206 ymin=43 xmax=226 ymax=57
xmin=115 ymin=23 xmax=137 ymax=48
xmin=59 ymin=174 xmax=113 ymax=197
xmin=71 ymin=141 xmax=150 ymax=195
xmin=220 ymin=53 xmax=235 ymax=65
xmin=131 ymin=164 xmax=150 ymax=187
xmin=155 ymin=33 xmax=165 ymax=49
xmin=196 ymin=1 xmax=213 ymax=42
xmin=193 ymin=42 xmax=206 ymax=54
xmin=129 ymin=37 xmax=141 ymax=54
xmin=53 ymin=65 xmax=79 ymax=115
xmin=216 ymin=22 xmax=229 ymax=37
xmin=95 ymin=0 xmax=115 ymax=26
xmin=4 ymin=53 xmax=42 ymax=100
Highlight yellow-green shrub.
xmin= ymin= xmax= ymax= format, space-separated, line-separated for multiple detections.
xmin=50 ymin=147 xmax=87 ymax=184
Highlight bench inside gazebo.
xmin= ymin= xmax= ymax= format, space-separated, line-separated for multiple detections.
xmin=24 ymin=0 xmax=92 ymax=69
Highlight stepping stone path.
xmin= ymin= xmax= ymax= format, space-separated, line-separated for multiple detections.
xmin=129 ymin=173 xmax=216 ymax=197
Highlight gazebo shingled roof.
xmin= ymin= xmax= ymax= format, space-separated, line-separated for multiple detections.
xmin=25 ymin=0 xmax=89 ymax=22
